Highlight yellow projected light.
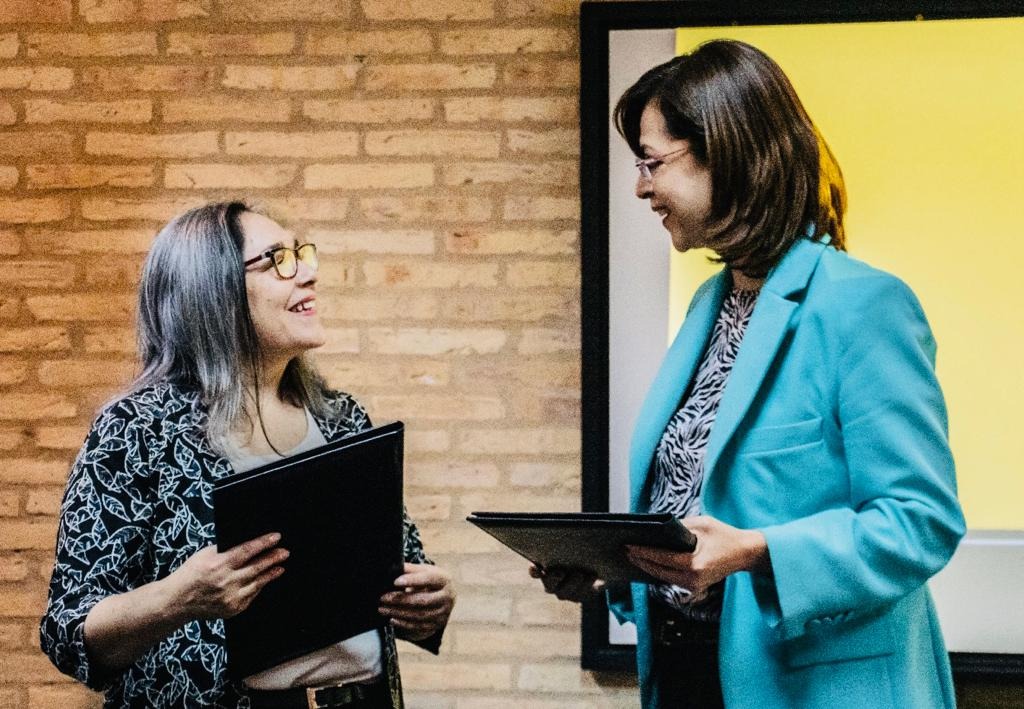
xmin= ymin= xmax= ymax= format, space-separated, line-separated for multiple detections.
xmin=668 ymin=19 xmax=1024 ymax=530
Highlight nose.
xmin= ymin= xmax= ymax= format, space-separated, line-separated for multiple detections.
xmin=294 ymin=256 xmax=318 ymax=286
xmin=635 ymin=172 xmax=653 ymax=200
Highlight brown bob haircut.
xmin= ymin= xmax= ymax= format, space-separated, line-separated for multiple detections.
xmin=614 ymin=39 xmax=847 ymax=277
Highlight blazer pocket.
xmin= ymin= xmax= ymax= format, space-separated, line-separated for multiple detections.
xmin=783 ymin=608 xmax=896 ymax=669
xmin=740 ymin=416 xmax=823 ymax=456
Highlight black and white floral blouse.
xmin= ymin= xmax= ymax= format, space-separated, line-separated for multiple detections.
xmin=40 ymin=381 xmax=436 ymax=709
xmin=648 ymin=287 xmax=759 ymax=620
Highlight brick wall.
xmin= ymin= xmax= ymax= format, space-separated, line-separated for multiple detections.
xmin=1 ymin=2 xmax=1015 ymax=708
xmin=0 ymin=0 xmax=644 ymax=707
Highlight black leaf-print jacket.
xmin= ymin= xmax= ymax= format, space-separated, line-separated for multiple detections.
xmin=40 ymin=382 xmax=438 ymax=709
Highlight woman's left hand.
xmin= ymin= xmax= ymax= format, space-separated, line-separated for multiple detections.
xmin=626 ymin=516 xmax=769 ymax=598
xmin=378 ymin=563 xmax=456 ymax=641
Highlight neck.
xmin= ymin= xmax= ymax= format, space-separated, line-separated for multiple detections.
xmin=233 ymin=358 xmax=308 ymax=454
xmin=730 ymin=269 xmax=764 ymax=292
xmin=235 ymin=358 xmax=293 ymax=441
xmin=253 ymin=356 xmax=292 ymax=407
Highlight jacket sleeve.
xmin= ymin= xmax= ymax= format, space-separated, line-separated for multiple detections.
xmin=757 ymin=276 xmax=966 ymax=641
xmin=39 ymin=401 xmax=158 ymax=690
xmin=396 ymin=503 xmax=448 ymax=653
xmin=607 ymin=584 xmax=635 ymax=625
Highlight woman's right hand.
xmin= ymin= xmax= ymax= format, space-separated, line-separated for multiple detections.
xmin=166 ymin=532 xmax=289 ymax=621
xmin=82 ymin=532 xmax=289 ymax=674
xmin=529 ymin=564 xmax=605 ymax=603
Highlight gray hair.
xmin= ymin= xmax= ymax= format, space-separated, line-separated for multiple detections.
xmin=133 ymin=201 xmax=330 ymax=447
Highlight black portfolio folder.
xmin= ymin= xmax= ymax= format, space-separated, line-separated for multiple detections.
xmin=466 ymin=511 xmax=697 ymax=583
xmin=213 ymin=421 xmax=405 ymax=679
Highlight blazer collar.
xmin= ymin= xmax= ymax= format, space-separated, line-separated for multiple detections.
xmin=701 ymin=237 xmax=829 ymax=500
xmin=630 ymin=237 xmax=829 ymax=512
xmin=629 ymin=270 xmax=729 ymax=510
xmin=762 ymin=235 xmax=829 ymax=300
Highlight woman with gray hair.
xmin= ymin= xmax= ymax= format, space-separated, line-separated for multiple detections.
xmin=40 ymin=201 xmax=454 ymax=709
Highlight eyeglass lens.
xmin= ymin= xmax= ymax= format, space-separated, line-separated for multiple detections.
xmin=273 ymin=243 xmax=318 ymax=278
xmin=636 ymin=146 xmax=688 ymax=180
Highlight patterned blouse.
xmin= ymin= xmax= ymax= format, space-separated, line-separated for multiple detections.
xmin=648 ymin=287 xmax=759 ymax=621
xmin=40 ymin=382 xmax=436 ymax=709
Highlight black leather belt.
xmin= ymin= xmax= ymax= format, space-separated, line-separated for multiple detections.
xmin=649 ymin=599 xmax=720 ymax=648
xmin=248 ymin=676 xmax=390 ymax=709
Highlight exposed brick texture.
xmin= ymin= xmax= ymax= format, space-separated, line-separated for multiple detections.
xmin=0 ymin=2 xmax=1004 ymax=708
xmin=0 ymin=2 xmax=599 ymax=706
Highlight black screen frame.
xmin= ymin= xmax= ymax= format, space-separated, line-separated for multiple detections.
xmin=579 ymin=0 xmax=1024 ymax=679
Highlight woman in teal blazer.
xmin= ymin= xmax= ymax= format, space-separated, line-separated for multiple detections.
xmin=535 ymin=40 xmax=965 ymax=708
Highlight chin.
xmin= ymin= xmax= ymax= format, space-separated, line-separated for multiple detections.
xmin=669 ymin=226 xmax=706 ymax=253
xmin=300 ymin=335 xmax=327 ymax=351
xmin=670 ymin=235 xmax=694 ymax=253
xmin=299 ymin=322 xmax=327 ymax=345
xmin=282 ymin=334 xmax=327 ymax=358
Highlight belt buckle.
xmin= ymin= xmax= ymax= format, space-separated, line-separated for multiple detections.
xmin=306 ymin=684 xmax=364 ymax=708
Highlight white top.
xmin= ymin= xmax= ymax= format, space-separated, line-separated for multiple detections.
xmin=222 ymin=407 xmax=382 ymax=690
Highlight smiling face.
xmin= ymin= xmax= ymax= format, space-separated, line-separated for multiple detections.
xmin=240 ymin=211 xmax=325 ymax=367
xmin=635 ymin=101 xmax=714 ymax=253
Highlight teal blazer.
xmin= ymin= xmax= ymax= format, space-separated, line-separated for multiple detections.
xmin=610 ymin=238 xmax=965 ymax=708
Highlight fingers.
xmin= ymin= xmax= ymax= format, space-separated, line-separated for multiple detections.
xmin=626 ymin=549 xmax=692 ymax=588
xmin=241 ymin=564 xmax=286 ymax=597
xmin=546 ymin=569 xmax=573 ymax=597
xmin=626 ymin=545 xmax=689 ymax=566
xmin=227 ymin=565 xmax=287 ymax=618
xmin=381 ymin=564 xmax=454 ymax=630
xmin=627 ymin=553 xmax=674 ymax=578
xmin=627 ymin=553 xmax=673 ymax=584
xmin=680 ymin=515 xmax=715 ymax=534
xmin=554 ymin=574 xmax=602 ymax=602
xmin=539 ymin=566 xmax=569 ymax=594
xmin=379 ymin=601 xmax=450 ymax=623
xmin=379 ymin=589 xmax=450 ymax=615
xmin=533 ymin=566 xmax=602 ymax=602
xmin=225 ymin=532 xmax=282 ymax=569
xmin=175 ymin=536 xmax=289 ymax=621
xmin=379 ymin=587 xmax=448 ymax=606
xmin=379 ymin=580 xmax=454 ymax=626
xmin=237 ymin=546 xmax=290 ymax=581
xmin=393 ymin=563 xmax=448 ymax=591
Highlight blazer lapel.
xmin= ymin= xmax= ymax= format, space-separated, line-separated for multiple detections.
xmin=701 ymin=239 xmax=828 ymax=496
xmin=630 ymin=271 xmax=729 ymax=511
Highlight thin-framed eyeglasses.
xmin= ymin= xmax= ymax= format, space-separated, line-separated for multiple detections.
xmin=635 ymin=146 xmax=690 ymax=180
xmin=243 ymin=243 xmax=318 ymax=279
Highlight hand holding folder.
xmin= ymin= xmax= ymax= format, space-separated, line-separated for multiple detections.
xmin=213 ymin=422 xmax=405 ymax=679
xmin=378 ymin=562 xmax=455 ymax=643
xmin=466 ymin=511 xmax=697 ymax=584
xmin=528 ymin=562 xmax=607 ymax=603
